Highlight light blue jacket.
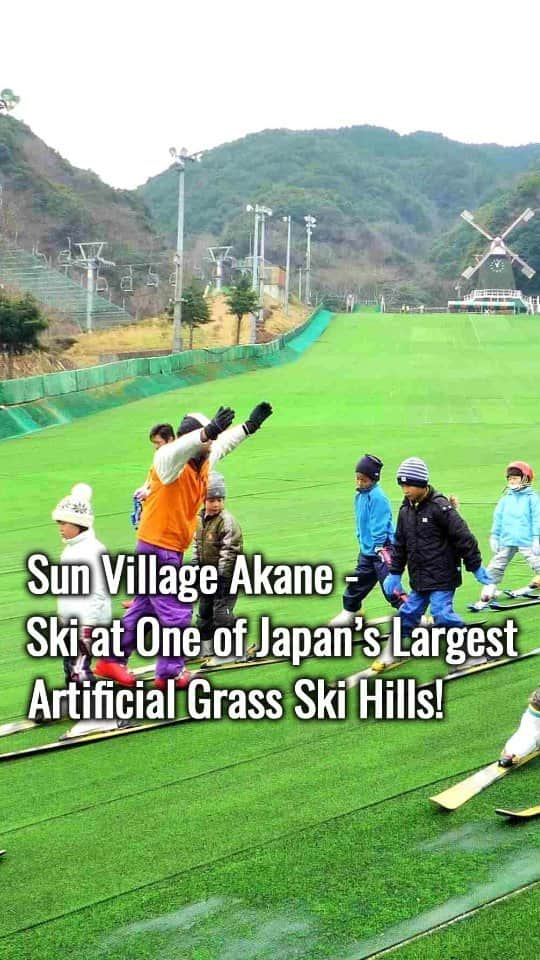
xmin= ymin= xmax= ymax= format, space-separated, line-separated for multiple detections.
xmin=354 ymin=484 xmax=394 ymax=556
xmin=491 ymin=486 xmax=540 ymax=546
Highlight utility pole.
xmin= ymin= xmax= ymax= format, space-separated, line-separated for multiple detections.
xmin=169 ymin=147 xmax=203 ymax=353
xmin=282 ymin=215 xmax=291 ymax=314
xmin=304 ymin=215 xmax=317 ymax=305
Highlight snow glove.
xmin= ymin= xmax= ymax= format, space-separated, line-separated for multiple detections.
xmin=204 ymin=406 xmax=235 ymax=440
xmin=244 ymin=401 xmax=273 ymax=435
xmin=473 ymin=567 xmax=494 ymax=586
xmin=383 ymin=574 xmax=405 ymax=597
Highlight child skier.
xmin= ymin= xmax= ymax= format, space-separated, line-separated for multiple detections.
xmin=378 ymin=457 xmax=492 ymax=672
xmin=474 ymin=461 xmax=540 ymax=608
xmin=499 ymin=688 xmax=540 ymax=766
xmin=192 ymin=471 xmax=244 ymax=663
xmin=52 ymin=483 xmax=118 ymax=738
xmin=95 ymin=401 xmax=273 ymax=689
xmin=329 ymin=454 xmax=400 ymax=626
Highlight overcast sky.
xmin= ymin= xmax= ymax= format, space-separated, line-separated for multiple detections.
xmin=4 ymin=0 xmax=540 ymax=190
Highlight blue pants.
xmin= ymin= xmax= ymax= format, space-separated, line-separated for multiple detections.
xmin=343 ymin=552 xmax=401 ymax=612
xmin=399 ymin=590 xmax=464 ymax=634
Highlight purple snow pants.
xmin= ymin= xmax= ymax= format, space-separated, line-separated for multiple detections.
xmin=108 ymin=540 xmax=192 ymax=680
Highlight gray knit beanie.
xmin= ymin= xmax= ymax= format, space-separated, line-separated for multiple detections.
xmin=207 ymin=472 xmax=226 ymax=499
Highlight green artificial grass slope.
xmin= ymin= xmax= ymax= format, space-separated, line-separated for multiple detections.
xmin=1 ymin=311 xmax=540 ymax=959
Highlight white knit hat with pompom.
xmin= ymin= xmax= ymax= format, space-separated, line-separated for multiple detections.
xmin=52 ymin=483 xmax=94 ymax=527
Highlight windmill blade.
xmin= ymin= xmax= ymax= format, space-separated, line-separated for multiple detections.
xmin=462 ymin=249 xmax=492 ymax=280
xmin=501 ymin=207 xmax=535 ymax=240
xmin=461 ymin=210 xmax=494 ymax=241
xmin=505 ymin=244 xmax=536 ymax=279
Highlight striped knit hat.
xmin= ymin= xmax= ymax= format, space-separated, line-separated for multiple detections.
xmin=396 ymin=457 xmax=429 ymax=488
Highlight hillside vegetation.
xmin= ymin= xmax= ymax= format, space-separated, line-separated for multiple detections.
xmin=139 ymin=126 xmax=540 ymax=299
xmin=2 ymin=117 xmax=540 ymax=306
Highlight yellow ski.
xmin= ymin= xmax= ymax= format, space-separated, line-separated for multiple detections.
xmin=430 ymin=749 xmax=540 ymax=810
xmin=495 ymin=804 xmax=540 ymax=819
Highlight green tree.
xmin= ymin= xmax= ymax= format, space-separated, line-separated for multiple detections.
xmin=0 ymin=88 xmax=20 ymax=113
xmin=181 ymin=281 xmax=211 ymax=349
xmin=225 ymin=273 xmax=259 ymax=344
xmin=0 ymin=291 xmax=48 ymax=377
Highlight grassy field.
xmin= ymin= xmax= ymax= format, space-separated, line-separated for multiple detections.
xmin=1 ymin=310 xmax=539 ymax=959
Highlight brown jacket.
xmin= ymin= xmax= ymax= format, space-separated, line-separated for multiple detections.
xmin=192 ymin=509 xmax=243 ymax=580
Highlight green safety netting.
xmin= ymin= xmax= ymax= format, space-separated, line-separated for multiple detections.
xmin=0 ymin=309 xmax=332 ymax=440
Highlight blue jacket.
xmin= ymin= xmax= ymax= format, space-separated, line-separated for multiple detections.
xmin=354 ymin=484 xmax=394 ymax=556
xmin=492 ymin=486 xmax=540 ymax=547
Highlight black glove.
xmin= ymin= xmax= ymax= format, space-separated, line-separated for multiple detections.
xmin=204 ymin=406 xmax=235 ymax=440
xmin=244 ymin=401 xmax=273 ymax=435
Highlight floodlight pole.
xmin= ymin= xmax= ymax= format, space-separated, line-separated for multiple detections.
xmin=258 ymin=206 xmax=272 ymax=340
xmin=246 ymin=203 xmax=272 ymax=343
xmin=247 ymin=205 xmax=259 ymax=344
xmin=304 ymin=215 xmax=316 ymax=305
xmin=86 ymin=258 xmax=96 ymax=333
xmin=170 ymin=147 xmax=203 ymax=353
xmin=282 ymin=215 xmax=291 ymax=314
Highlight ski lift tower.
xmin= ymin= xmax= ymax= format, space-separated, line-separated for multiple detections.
xmin=207 ymin=246 xmax=232 ymax=291
xmin=74 ymin=242 xmax=116 ymax=332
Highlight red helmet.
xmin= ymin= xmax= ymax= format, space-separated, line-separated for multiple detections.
xmin=506 ymin=461 xmax=534 ymax=483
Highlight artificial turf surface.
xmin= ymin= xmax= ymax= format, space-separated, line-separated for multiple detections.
xmin=1 ymin=310 xmax=539 ymax=959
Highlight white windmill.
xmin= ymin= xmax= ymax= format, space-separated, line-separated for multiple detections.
xmin=450 ymin=207 xmax=536 ymax=314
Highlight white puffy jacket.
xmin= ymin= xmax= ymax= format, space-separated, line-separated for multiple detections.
xmin=57 ymin=530 xmax=112 ymax=625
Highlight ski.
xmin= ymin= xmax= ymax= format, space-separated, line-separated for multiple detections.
xmin=430 ymin=748 xmax=540 ymax=810
xmin=341 ymin=655 xmax=399 ymax=689
xmin=503 ymin=587 xmax=540 ymax=599
xmin=495 ymin=804 xmax=540 ymax=819
xmin=0 ymin=719 xmax=38 ymax=739
xmin=436 ymin=647 xmax=540 ymax=684
xmin=336 ymin=621 xmax=489 ymax=690
xmin=0 ymin=624 xmax=391 ymax=739
xmin=0 ymin=712 xmax=197 ymax=763
xmin=489 ymin=597 xmax=540 ymax=611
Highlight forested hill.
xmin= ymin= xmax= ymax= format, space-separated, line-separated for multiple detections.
xmin=2 ymin=114 xmax=540 ymax=305
xmin=138 ymin=126 xmax=540 ymax=299
xmin=0 ymin=114 xmax=157 ymax=260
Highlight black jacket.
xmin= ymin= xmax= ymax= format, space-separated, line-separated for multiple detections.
xmin=390 ymin=487 xmax=481 ymax=592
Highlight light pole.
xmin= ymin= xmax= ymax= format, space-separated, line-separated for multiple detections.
xmin=170 ymin=147 xmax=203 ymax=353
xmin=246 ymin=203 xmax=272 ymax=343
xmin=304 ymin=215 xmax=316 ymax=305
xmin=282 ymin=215 xmax=291 ymax=314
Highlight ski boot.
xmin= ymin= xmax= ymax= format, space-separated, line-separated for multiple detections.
xmin=468 ymin=582 xmax=499 ymax=613
xmin=371 ymin=635 xmax=408 ymax=674
xmin=94 ymin=660 xmax=137 ymax=687
xmin=499 ymin=689 xmax=540 ymax=767
xmin=154 ymin=669 xmax=198 ymax=691
xmin=59 ymin=717 xmax=122 ymax=741
xmin=328 ymin=607 xmax=365 ymax=628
